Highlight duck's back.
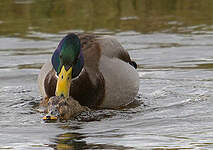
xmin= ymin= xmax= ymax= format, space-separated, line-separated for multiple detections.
xmin=96 ymin=36 xmax=139 ymax=108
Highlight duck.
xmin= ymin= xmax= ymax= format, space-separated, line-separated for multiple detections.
xmin=38 ymin=33 xmax=139 ymax=109
xmin=42 ymin=96 xmax=90 ymax=121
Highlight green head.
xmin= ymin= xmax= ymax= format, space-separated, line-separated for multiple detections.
xmin=58 ymin=34 xmax=81 ymax=73
xmin=52 ymin=33 xmax=84 ymax=98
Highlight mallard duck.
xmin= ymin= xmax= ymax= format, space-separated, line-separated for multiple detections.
xmin=42 ymin=96 xmax=90 ymax=120
xmin=38 ymin=33 xmax=139 ymax=109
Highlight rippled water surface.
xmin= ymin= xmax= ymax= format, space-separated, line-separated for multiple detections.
xmin=1 ymin=0 xmax=213 ymax=149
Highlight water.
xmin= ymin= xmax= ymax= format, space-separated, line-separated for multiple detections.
xmin=1 ymin=0 xmax=213 ymax=149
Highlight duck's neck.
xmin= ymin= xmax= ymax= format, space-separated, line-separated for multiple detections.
xmin=72 ymin=50 xmax=84 ymax=78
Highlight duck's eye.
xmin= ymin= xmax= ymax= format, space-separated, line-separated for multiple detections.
xmin=61 ymin=75 xmax=63 ymax=79
xmin=73 ymin=58 xmax=78 ymax=65
xmin=67 ymin=76 xmax=70 ymax=80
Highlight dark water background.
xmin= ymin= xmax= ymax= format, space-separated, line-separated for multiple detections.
xmin=1 ymin=0 xmax=213 ymax=149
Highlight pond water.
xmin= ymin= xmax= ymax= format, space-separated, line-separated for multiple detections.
xmin=1 ymin=0 xmax=213 ymax=149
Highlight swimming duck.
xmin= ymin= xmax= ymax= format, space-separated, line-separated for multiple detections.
xmin=38 ymin=33 xmax=139 ymax=109
xmin=42 ymin=96 xmax=90 ymax=120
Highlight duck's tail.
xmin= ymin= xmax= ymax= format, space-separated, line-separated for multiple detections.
xmin=129 ymin=61 xmax=137 ymax=69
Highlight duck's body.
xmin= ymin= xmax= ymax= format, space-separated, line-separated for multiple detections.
xmin=38 ymin=33 xmax=139 ymax=109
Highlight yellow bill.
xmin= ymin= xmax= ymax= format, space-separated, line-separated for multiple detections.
xmin=42 ymin=115 xmax=58 ymax=120
xmin=55 ymin=65 xmax=72 ymax=98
